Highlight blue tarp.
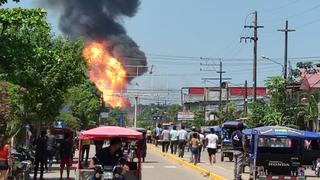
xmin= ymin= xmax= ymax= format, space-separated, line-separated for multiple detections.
xmin=204 ymin=126 xmax=222 ymax=133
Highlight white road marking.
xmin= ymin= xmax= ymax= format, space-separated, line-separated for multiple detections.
xmin=143 ymin=165 xmax=155 ymax=169
xmin=164 ymin=165 xmax=177 ymax=169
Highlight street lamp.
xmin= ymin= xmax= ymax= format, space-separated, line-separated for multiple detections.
xmin=261 ymin=55 xmax=285 ymax=77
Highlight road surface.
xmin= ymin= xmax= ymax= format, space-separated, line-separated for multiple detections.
xmin=41 ymin=145 xmax=207 ymax=180
xmin=143 ymin=149 xmax=207 ymax=180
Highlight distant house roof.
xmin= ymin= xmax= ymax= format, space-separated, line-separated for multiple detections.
xmin=300 ymin=72 xmax=320 ymax=91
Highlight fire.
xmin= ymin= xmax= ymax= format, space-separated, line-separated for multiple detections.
xmin=83 ymin=42 xmax=128 ymax=108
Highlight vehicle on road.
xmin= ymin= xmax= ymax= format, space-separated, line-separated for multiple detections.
xmin=248 ymin=126 xmax=306 ymax=180
xmin=221 ymin=120 xmax=245 ymax=162
xmin=300 ymin=131 xmax=320 ymax=177
xmin=75 ymin=126 xmax=143 ymax=180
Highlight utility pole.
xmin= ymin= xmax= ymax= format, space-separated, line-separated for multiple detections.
xmin=244 ymin=80 xmax=248 ymax=114
xmin=278 ymin=20 xmax=295 ymax=79
xmin=241 ymin=11 xmax=263 ymax=101
xmin=134 ymin=96 xmax=138 ymax=127
xmin=217 ymin=60 xmax=226 ymax=111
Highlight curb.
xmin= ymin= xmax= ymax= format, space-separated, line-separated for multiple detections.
xmin=148 ymin=145 xmax=228 ymax=180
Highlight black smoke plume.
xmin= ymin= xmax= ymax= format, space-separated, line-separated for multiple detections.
xmin=38 ymin=0 xmax=147 ymax=81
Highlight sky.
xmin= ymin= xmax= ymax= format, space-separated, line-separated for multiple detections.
xmin=3 ymin=0 xmax=320 ymax=104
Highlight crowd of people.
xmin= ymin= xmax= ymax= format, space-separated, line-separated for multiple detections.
xmin=148 ymin=124 xmax=219 ymax=166
xmin=148 ymin=123 xmax=246 ymax=180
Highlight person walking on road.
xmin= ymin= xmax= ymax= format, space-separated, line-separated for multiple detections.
xmin=198 ymin=130 xmax=204 ymax=163
xmin=190 ymin=133 xmax=200 ymax=165
xmin=161 ymin=126 xmax=170 ymax=153
xmin=60 ymin=133 xmax=74 ymax=180
xmin=154 ymin=124 xmax=162 ymax=147
xmin=0 ymin=135 xmax=10 ymax=180
xmin=231 ymin=123 xmax=245 ymax=180
xmin=205 ymin=128 xmax=219 ymax=165
xmin=46 ymin=129 xmax=56 ymax=171
xmin=169 ymin=126 xmax=178 ymax=155
xmin=177 ymin=125 xmax=188 ymax=158
xmin=33 ymin=131 xmax=48 ymax=180
xmin=188 ymin=127 xmax=196 ymax=163
xmin=146 ymin=128 xmax=152 ymax=143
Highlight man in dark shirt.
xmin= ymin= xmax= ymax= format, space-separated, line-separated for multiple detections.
xmin=46 ymin=129 xmax=56 ymax=171
xmin=60 ymin=133 xmax=73 ymax=180
xmin=231 ymin=122 xmax=245 ymax=180
xmin=33 ymin=131 xmax=47 ymax=180
xmin=89 ymin=138 xmax=123 ymax=168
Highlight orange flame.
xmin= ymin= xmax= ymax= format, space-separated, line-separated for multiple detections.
xmin=83 ymin=42 xmax=128 ymax=108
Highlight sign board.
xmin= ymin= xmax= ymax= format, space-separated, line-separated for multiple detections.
xmin=177 ymin=112 xmax=194 ymax=121
xmin=152 ymin=115 xmax=162 ymax=121
xmin=100 ymin=112 xmax=109 ymax=118
xmin=55 ymin=120 xmax=65 ymax=128
xmin=183 ymin=94 xmax=204 ymax=103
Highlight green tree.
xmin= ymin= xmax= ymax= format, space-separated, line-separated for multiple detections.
xmin=65 ymin=81 xmax=101 ymax=128
xmin=210 ymin=102 xmax=242 ymax=126
xmin=0 ymin=0 xmax=20 ymax=5
xmin=0 ymin=8 xmax=86 ymax=130
xmin=107 ymin=108 xmax=127 ymax=126
xmin=192 ymin=110 xmax=205 ymax=129
xmin=0 ymin=81 xmax=26 ymax=137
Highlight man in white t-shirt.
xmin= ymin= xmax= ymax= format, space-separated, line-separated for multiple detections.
xmin=205 ymin=128 xmax=219 ymax=165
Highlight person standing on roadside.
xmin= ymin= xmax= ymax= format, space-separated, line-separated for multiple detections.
xmin=81 ymin=138 xmax=90 ymax=163
xmin=188 ymin=127 xmax=196 ymax=163
xmin=33 ymin=131 xmax=48 ymax=180
xmin=60 ymin=133 xmax=74 ymax=180
xmin=169 ymin=126 xmax=178 ymax=155
xmin=198 ymin=130 xmax=205 ymax=163
xmin=161 ymin=126 xmax=170 ymax=153
xmin=177 ymin=125 xmax=188 ymax=158
xmin=0 ymin=135 xmax=10 ymax=180
xmin=231 ymin=123 xmax=245 ymax=180
xmin=46 ymin=129 xmax=56 ymax=171
xmin=190 ymin=133 xmax=200 ymax=165
xmin=146 ymin=128 xmax=152 ymax=143
xmin=205 ymin=128 xmax=219 ymax=165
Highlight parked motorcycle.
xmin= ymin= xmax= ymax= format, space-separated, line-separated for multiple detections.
xmin=315 ymin=157 xmax=320 ymax=177
xmin=10 ymin=146 xmax=34 ymax=180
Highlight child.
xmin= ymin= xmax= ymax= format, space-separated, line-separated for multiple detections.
xmin=190 ymin=133 xmax=200 ymax=165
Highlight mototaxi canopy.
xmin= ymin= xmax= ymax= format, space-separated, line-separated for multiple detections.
xmin=80 ymin=126 xmax=143 ymax=140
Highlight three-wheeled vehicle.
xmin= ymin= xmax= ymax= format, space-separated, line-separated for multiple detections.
xmin=221 ymin=120 xmax=245 ymax=162
xmin=75 ymin=126 xmax=143 ymax=180
xmin=300 ymin=131 xmax=320 ymax=177
xmin=249 ymin=126 xmax=306 ymax=180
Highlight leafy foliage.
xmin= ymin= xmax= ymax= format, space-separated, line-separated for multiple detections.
xmin=56 ymin=112 xmax=81 ymax=129
xmin=210 ymin=102 xmax=242 ymax=126
xmin=65 ymin=81 xmax=100 ymax=128
xmin=107 ymin=108 xmax=127 ymax=126
xmin=0 ymin=8 xmax=86 ymax=131
xmin=192 ymin=110 xmax=205 ymax=129
xmin=0 ymin=0 xmax=20 ymax=5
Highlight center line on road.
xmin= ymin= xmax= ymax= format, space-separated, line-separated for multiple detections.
xmin=143 ymin=165 xmax=155 ymax=169
xmin=164 ymin=165 xmax=177 ymax=169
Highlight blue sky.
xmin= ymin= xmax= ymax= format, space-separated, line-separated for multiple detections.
xmin=3 ymin=0 xmax=320 ymax=103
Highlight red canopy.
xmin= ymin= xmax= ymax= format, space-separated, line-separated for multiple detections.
xmin=80 ymin=126 xmax=143 ymax=140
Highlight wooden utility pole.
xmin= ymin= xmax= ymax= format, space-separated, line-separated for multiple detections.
xmin=217 ymin=60 xmax=226 ymax=111
xmin=278 ymin=20 xmax=295 ymax=79
xmin=241 ymin=11 xmax=263 ymax=101
xmin=244 ymin=80 xmax=248 ymax=114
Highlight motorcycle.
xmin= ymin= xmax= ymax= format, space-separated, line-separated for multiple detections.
xmin=315 ymin=157 xmax=320 ymax=177
xmin=10 ymin=147 xmax=34 ymax=180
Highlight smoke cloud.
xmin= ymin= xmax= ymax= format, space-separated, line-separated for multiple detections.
xmin=38 ymin=0 xmax=147 ymax=81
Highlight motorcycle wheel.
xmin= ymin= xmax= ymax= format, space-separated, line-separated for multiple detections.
xmin=317 ymin=170 xmax=320 ymax=177
xmin=228 ymin=154 xmax=233 ymax=162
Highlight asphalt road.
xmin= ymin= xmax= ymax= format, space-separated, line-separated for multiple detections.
xmin=42 ymin=145 xmax=208 ymax=180
xmin=142 ymin=149 xmax=208 ymax=180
